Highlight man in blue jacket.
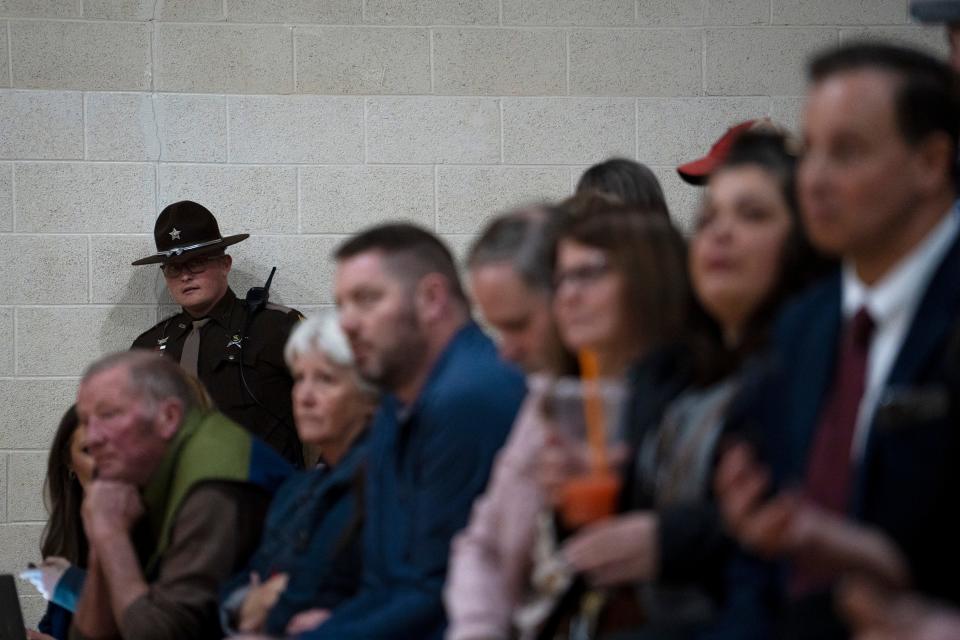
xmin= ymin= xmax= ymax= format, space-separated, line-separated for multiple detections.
xmin=288 ymin=223 xmax=525 ymax=639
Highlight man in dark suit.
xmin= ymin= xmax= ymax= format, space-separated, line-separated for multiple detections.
xmin=714 ymin=42 xmax=960 ymax=638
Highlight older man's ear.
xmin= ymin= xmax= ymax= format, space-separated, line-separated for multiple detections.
xmin=155 ymin=398 xmax=185 ymax=441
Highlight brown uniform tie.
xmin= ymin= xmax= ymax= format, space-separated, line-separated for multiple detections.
xmin=179 ymin=318 xmax=210 ymax=377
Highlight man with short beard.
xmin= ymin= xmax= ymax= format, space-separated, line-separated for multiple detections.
xmin=287 ymin=223 xmax=525 ymax=639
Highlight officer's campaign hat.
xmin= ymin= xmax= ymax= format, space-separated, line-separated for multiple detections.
xmin=131 ymin=200 xmax=249 ymax=266
xmin=911 ymin=0 xmax=960 ymax=22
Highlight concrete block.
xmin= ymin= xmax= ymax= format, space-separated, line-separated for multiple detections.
xmin=364 ymin=0 xmax=498 ymax=25
xmin=436 ymin=166 xmax=569 ymax=234
xmin=0 ymin=24 xmax=9 ymax=87
xmin=705 ymin=0 xmax=769 ymax=25
xmin=0 ymin=456 xmax=5 ymax=522
xmin=84 ymin=0 xmax=224 ymax=20
xmin=0 ymin=307 xmax=12 ymax=375
xmin=16 ymin=306 xmax=156 ymax=376
xmin=705 ymin=28 xmax=838 ymax=96
xmin=569 ymin=29 xmax=701 ymax=96
xmin=156 ymin=94 xmax=227 ymax=162
xmin=11 ymin=21 xmax=151 ymax=91
xmin=366 ymin=97 xmax=500 ymax=164
xmin=0 ymin=0 xmax=77 ymax=17
xmin=0 ymin=525 xmax=43 ymax=575
xmin=156 ymin=24 xmax=293 ymax=93
xmin=0 ymin=90 xmax=83 ymax=160
xmin=295 ymin=27 xmax=430 ymax=94
xmin=440 ymin=233 xmax=472 ymax=266
xmin=433 ymin=28 xmax=565 ymax=96
xmin=637 ymin=0 xmax=702 ymax=25
xmin=637 ymin=97 xmax=769 ymax=164
xmin=652 ymin=165 xmax=702 ymax=233
xmin=85 ymin=93 xmax=159 ymax=162
xmin=502 ymin=98 xmax=634 ymax=165
xmin=300 ymin=165 xmax=434 ymax=233
xmin=769 ymin=96 xmax=806 ymax=134
xmin=772 ymin=0 xmax=905 ymax=25
xmin=0 ymin=163 xmax=11 ymax=231
xmin=0 ymin=236 xmax=87 ymax=304
xmin=226 ymin=235 xmax=345 ymax=305
xmin=840 ymin=26 xmax=949 ymax=57
xmin=15 ymin=163 xmax=155 ymax=233
xmin=228 ymin=0 xmax=361 ymax=23
xmin=158 ymin=164 xmax=298 ymax=234
xmin=7 ymin=452 xmax=46 ymax=523
xmin=91 ymin=235 xmax=171 ymax=304
xmin=228 ymin=96 xmax=363 ymax=163
xmin=0 ymin=380 xmax=79 ymax=449
xmin=503 ymin=0 xmax=634 ymax=25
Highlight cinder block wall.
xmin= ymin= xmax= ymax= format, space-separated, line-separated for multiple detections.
xmin=0 ymin=0 xmax=945 ymax=623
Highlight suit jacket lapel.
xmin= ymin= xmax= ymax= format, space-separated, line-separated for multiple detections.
xmin=786 ymin=278 xmax=843 ymax=482
xmin=853 ymin=233 xmax=960 ymax=514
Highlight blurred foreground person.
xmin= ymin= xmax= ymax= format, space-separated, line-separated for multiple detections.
xmin=280 ymin=224 xmax=524 ymax=639
xmin=840 ymin=579 xmax=960 ymax=640
xmin=533 ymin=204 xmax=692 ymax=637
xmin=26 ymin=375 xmax=216 ymax=640
xmin=220 ymin=313 xmax=377 ymax=635
xmin=71 ymin=351 xmax=291 ymax=640
xmin=552 ymin=130 xmax=832 ymax=637
xmin=446 ymin=206 xmax=566 ymax=638
xmin=714 ymin=42 xmax=960 ymax=638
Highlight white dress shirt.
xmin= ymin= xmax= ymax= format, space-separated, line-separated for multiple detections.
xmin=842 ymin=204 xmax=960 ymax=460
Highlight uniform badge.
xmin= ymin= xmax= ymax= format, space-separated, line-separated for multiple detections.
xmin=157 ymin=337 xmax=169 ymax=352
xmin=227 ymin=334 xmax=243 ymax=349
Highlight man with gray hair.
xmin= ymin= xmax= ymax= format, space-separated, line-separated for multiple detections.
xmin=466 ymin=205 xmax=565 ymax=374
xmin=71 ymin=350 xmax=291 ymax=640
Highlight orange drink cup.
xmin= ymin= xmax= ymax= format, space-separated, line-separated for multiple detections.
xmin=559 ymin=471 xmax=622 ymax=528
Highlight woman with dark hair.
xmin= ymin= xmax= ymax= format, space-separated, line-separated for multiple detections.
xmin=548 ymin=129 xmax=834 ymax=636
xmin=576 ymin=158 xmax=671 ymax=218
xmin=23 ymin=405 xmax=94 ymax=640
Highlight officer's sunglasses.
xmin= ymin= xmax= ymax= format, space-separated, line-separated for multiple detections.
xmin=160 ymin=255 xmax=223 ymax=279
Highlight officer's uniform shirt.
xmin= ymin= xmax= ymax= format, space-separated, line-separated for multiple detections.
xmin=132 ymin=287 xmax=304 ymax=467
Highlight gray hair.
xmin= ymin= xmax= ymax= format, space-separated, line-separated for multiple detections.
xmin=284 ymin=312 xmax=378 ymax=396
xmin=466 ymin=204 xmax=562 ymax=293
xmin=82 ymin=350 xmax=198 ymax=414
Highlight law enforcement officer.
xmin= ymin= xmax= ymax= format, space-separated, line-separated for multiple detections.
xmin=131 ymin=200 xmax=304 ymax=467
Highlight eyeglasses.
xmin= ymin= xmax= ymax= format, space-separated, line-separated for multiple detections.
xmin=160 ymin=255 xmax=222 ymax=278
xmin=553 ymin=260 xmax=611 ymax=291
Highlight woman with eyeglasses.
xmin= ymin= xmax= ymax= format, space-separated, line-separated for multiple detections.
xmin=542 ymin=130 xmax=834 ymax=637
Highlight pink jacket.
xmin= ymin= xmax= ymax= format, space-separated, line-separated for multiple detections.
xmin=444 ymin=382 xmax=547 ymax=640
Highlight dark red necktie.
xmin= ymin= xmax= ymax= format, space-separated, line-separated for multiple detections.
xmin=790 ymin=308 xmax=875 ymax=596
xmin=804 ymin=307 xmax=875 ymax=514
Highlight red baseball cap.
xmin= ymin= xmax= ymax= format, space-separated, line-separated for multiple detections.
xmin=676 ymin=119 xmax=760 ymax=186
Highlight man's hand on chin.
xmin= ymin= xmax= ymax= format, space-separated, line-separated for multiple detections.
xmin=82 ymin=480 xmax=144 ymax=543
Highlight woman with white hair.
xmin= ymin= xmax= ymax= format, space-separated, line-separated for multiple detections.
xmin=219 ymin=312 xmax=378 ymax=637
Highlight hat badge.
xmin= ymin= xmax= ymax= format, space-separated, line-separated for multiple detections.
xmin=169 ymin=228 xmax=181 ymax=240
